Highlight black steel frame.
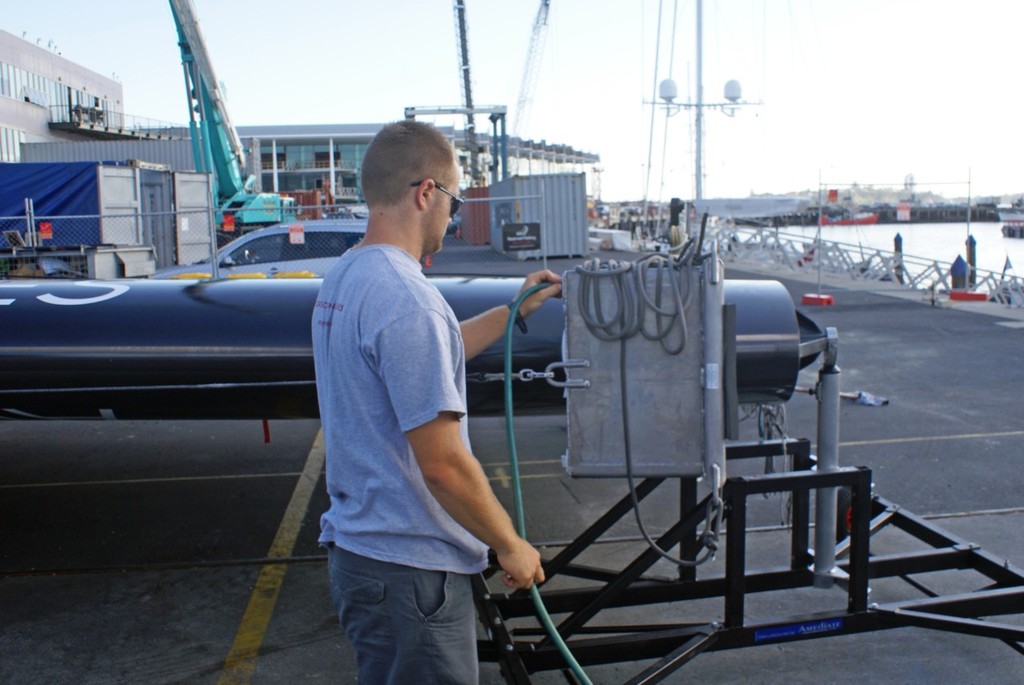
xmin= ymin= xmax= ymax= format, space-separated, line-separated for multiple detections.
xmin=475 ymin=438 xmax=1024 ymax=684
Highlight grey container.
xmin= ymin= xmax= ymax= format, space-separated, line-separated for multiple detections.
xmin=488 ymin=173 xmax=588 ymax=260
xmin=22 ymin=139 xmax=197 ymax=172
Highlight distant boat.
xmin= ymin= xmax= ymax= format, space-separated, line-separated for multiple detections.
xmin=820 ymin=211 xmax=879 ymax=226
xmin=997 ymin=198 xmax=1024 ymax=222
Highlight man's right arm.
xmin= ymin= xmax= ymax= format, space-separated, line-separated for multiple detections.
xmin=406 ymin=411 xmax=545 ymax=590
xmin=459 ymin=269 xmax=562 ymax=361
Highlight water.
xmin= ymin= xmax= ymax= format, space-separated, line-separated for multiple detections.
xmin=772 ymin=222 xmax=1024 ymax=275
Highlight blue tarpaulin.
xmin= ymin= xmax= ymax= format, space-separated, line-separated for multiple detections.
xmin=0 ymin=162 xmax=103 ymax=245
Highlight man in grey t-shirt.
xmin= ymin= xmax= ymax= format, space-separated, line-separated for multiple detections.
xmin=312 ymin=120 xmax=561 ymax=684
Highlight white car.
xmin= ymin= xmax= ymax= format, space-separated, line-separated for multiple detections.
xmin=153 ymin=219 xmax=367 ymax=279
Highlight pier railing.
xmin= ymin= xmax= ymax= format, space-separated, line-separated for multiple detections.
xmin=3 ymin=207 xmax=1023 ymax=308
xmin=709 ymin=224 xmax=1024 ymax=307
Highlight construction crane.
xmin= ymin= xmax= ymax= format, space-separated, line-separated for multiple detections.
xmin=511 ymin=0 xmax=551 ymax=142
xmin=405 ymin=105 xmax=508 ymax=185
xmin=452 ymin=1 xmax=481 ymax=184
xmin=168 ymin=0 xmax=295 ymax=230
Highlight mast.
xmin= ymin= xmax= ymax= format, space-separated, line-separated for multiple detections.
xmin=695 ymin=0 xmax=704 ymax=201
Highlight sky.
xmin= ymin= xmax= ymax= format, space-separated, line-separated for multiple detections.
xmin=6 ymin=0 xmax=1024 ymax=202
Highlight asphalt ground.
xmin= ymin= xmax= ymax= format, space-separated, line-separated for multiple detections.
xmin=2 ymin=242 xmax=1024 ymax=684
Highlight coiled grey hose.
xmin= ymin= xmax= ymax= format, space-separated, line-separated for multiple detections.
xmin=574 ymin=252 xmax=693 ymax=355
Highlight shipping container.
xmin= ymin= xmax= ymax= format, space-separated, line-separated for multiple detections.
xmin=462 ymin=186 xmax=491 ymax=245
xmin=0 ymin=162 xmax=212 ymax=270
xmin=488 ymin=173 xmax=588 ymax=260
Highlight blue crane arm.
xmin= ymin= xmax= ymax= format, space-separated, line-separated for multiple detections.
xmin=168 ymin=0 xmax=248 ymax=202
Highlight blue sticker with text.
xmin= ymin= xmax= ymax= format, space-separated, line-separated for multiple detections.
xmin=754 ymin=618 xmax=845 ymax=642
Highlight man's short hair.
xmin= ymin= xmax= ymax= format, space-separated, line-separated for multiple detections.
xmin=361 ymin=121 xmax=456 ymax=208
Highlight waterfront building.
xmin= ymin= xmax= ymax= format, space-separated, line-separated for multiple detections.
xmin=1 ymin=27 xmax=599 ymax=204
xmin=238 ymin=123 xmax=600 ymax=204
xmin=0 ymin=28 xmax=142 ymax=162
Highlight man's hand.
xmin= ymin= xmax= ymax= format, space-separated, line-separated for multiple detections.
xmin=516 ymin=269 xmax=563 ymax=318
xmin=495 ymin=538 xmax=546 ymax=590
xmin=461 ymin=269 xmax=564 ymax=360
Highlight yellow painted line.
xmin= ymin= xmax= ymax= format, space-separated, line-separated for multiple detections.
xmin=483 ymin=430 xmax=1024 ymax=484
xmin=0 ymin=472 xmax=305 ymax=490
xmin=839 ymin=429 xmax=1024 ymax=448
xmin=217 ymin=430 xmax=326 ymax=685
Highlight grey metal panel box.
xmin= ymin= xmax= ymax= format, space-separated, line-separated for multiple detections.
xmin=562 ymin=265 xmax=707 ymax=477
xmin=489 ymin=173 xmax=588 ymax=260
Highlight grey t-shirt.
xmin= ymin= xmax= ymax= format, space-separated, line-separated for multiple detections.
xmin=312 ymin=244 xmax=488 ymax=573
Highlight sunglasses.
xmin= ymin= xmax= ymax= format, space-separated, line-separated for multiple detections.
xmin=410 ymin=180 xmax=465 ymax=218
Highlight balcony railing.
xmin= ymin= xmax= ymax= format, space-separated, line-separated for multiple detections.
xmin=260 ymin=159 xmax=357 ymax=172
xmin=48 ymin=105 xmax=187 ymax=140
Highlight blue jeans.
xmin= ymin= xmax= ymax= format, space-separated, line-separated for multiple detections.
xmin=326 ymin=544 xmax=479 ymax=684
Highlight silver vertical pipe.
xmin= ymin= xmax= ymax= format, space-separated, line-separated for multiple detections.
xmin=813 ymin=327 xmax=840 ymax=587
xmin=702 ymin=248 xmax=726 ymax=484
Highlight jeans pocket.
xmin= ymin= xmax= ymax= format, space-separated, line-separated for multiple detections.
xmin=412 ymin=570 xmax=453 ymax=622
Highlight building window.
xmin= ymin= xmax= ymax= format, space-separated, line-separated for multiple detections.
xmin=261 ymin=152 xmax=286 ymax=170
xmin=314 ymin=150 xmax=340 ymax=169
xmin=0 ymin=127 xmax=23 ymax=163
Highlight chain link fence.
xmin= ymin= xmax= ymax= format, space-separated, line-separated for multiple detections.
xmin=0 ymin=175 xmax=598 ymax=279
xmin=0 ymin=208 xmax=214 ymax=278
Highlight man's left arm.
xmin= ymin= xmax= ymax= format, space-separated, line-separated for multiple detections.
xmin=460 ymin=270 xmax=562 ymax=361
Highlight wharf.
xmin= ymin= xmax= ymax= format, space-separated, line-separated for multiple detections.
xmin=777 ymin=203 xmax=1000 ymax=226
xmin=605 ymin=204 xmax=1002 ymax=234
xmin=1 ymin=242 xmax=1023 ymax=684
xmin=874 ymin=203 xmax=998 ymax=223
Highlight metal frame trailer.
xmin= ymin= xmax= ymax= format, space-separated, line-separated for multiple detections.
xmin=475 ymin=319 xmax=1024 ymax=684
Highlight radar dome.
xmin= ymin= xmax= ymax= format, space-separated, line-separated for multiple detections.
xmin=658 ymin=79 xmax=678 ymax=103
xmin=724 ymin=79 xmax=742 ymax=102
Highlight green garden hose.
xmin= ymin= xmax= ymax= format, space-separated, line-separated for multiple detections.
xmin=502 ymin=284 xmax=593 ymax=685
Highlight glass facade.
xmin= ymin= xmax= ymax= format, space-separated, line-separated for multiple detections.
xmin=252 ymin=132 xmax=598 ymax=202
xmin=0 ymin=56 xmax=118 ymax=162
xmin=1 ymin=127 xmax=26 ymax=162
xmin=259 ymin=141 xmax=368 ymax=202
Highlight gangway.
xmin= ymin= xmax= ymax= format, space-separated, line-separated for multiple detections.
xmin=708 ymin=224 xmax=1024 ymax=306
